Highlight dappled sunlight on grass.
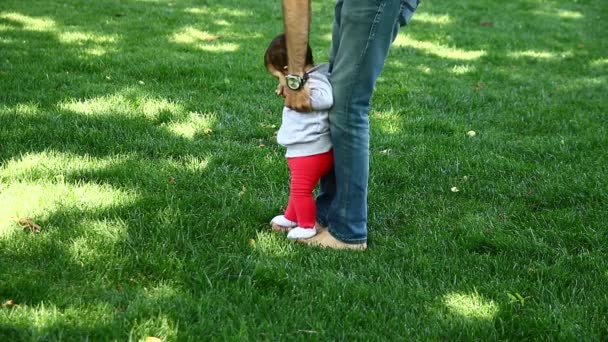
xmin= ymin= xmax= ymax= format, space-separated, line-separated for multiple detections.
xmin=556 ymin=10 xmax=584 ymax=19
xmin=394 ymin=35 xmax=486 ymax=61
xmin=58 ymin=31 xmax=120 ymax=56
xmin=0 ymin=150 xmax=212 ymax=188
xmin=534 ymin=8 xmax=584 ymax=19
xmin=81 ymin=47 xmax=110 ymax=56
xmin=125 ymin=283 xmax=181 ymax=339
xmin=138 ymin=97 xmax=186 ymax=121
xmin=557 ymin=76 xmax=607 ymax=92
xmin=450 ymin=64 xmax=476 ymax=75
xmin=68 ymin=219 xmax=129 ymax=262
xmin=0 ymin=12 xmax=56 ymax=32
xmin=250 ymin=231 xmax=295 ymax=257
xmin=133 ymin=282 xmax=181 ymax=304
xmin=166 ymin=111 xmax=217 ymax=139
xmin=213 ymin=19 xmax=231 ymax=27
xmin=443 ymin=292 xmax=499 ymax=321
xmin=58 ymin=91 xmax=187 ymax=121
xmin=0 ymin=180 xmax=137 ymax=238
xmin=199 ymin=42 xmax=239 ymax=52
xmin=183 ymin=7 xmax=249 ymax=17
xmin=170 ymin=26 xmax=219 ymax=44
xmin=508 ymin=50 xmax=572 ymax=60
xmin=0 ymin=151 xmax=121 ymax=180
xmin=412 ymin=12 xmax=452 ymax=25
xmin=372 ymin=111 xmax=405 ymax=135
xmin=58 ymin=93 xmax=138 ymax=116
xmin=2 ymin=301 xmax=116 ymax=336
xmin=2 ymin=294 xmax=177 ymax=340
xmin=1 ymin=102 xmax=40 ymax=115
xmin=170 ymin=26 xmax=240 ymax=52
xmin=0 ymin=151 xmax=139 ymax=238
xmin=58 ymin=31 xmax=119 ymax=45
xmin=1 ymin=0 xmax=606 ymax=338
xmin=590 ymin=58 xmax=607 ymax=67
xmin=415 ymin=64 xmax=432 ymax=74
xmin=0 ymin=12 xmax=119 ymax=55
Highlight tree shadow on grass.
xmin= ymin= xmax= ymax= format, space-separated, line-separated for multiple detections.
xmin=1 ymin=0 xmax=607 ymax=339
xmin=0 ymin=0 xmax=286 ymax=107
xmin=0 ymin=149 xmax=307 ymax=339
xmin=379 ymin=0 xmax=606 ymax=108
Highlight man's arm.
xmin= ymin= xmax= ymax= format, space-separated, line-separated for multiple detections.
xmin=282 ymin=0 xmax=312 ymax=112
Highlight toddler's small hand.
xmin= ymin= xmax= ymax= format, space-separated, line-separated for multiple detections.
xmin=276 ymin=84 xmax=286 ymax=98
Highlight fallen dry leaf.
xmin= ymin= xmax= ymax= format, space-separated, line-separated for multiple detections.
xmin=474 ymin=83 xmax=484 ymax=89
xmin=16 ymin=218 xmax=42 ymax=233
xmin=168 ymin=176 xmax=176 ymax=185
xmin=480 ymin=21 xmax=494 ymax=27
xmin=2 ymin=300 xmax=17 ymax=307
xmin=205 ymin=35 xmax=221 ymax=42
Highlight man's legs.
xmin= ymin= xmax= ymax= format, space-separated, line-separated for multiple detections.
xmin=314 ymin=0 xmax=343 ymax=228
xmin=315 ymin=0 xmax=403 ymax=243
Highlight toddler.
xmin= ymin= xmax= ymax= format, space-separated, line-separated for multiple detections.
xmin=265 ymin=33 xmax=333 ymax=240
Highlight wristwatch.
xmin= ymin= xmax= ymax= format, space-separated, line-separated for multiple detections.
xmin=286 ymin=73 xmax=309 ymax=90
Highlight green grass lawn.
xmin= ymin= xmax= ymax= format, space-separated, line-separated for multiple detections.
xmin=1 ymin=0 xmax=607 ymax=340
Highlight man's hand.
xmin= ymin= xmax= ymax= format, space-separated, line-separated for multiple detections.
xmin=284 ymin=85 xmax=312 ymax=112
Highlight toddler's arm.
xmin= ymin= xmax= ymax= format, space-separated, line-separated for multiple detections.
xmin=309 ymin=77 xmax=333 ymax=111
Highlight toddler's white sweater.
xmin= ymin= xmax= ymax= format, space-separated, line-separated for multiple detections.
xmin=277 ymin=64 xmax=333 ymax=158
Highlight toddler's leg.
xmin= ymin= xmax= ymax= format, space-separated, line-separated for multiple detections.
xmin=287 ymin=159 xmax=318 ymax=228
xmin=286 ymin=151 xmax=334 ymax=240
xmin=270 ymin=173 xmax=298 ymax=231
xmin=284 ymin=196 xmax=298 ymax=223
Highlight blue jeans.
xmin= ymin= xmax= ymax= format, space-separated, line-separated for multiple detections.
xmin=315 ymin=0 xmax=411 ymax=243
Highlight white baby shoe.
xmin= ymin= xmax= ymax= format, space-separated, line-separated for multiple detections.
xmin=270 ymin=215 xmax=297 ymax=230
xmin=287 ymin=227 xmax=317 ymax=240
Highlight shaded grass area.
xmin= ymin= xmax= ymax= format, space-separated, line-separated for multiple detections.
xmin=1 ymin=0 xmax=607 ymax=340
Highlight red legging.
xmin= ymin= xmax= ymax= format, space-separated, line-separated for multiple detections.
xmin=284 ymin=150 xmax=334 ymax=228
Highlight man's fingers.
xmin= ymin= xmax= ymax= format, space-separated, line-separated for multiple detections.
xmin=285 ymin=98 xmax=311 ymax=112
xmin=284 ymin=87 xmax=312 ymax=112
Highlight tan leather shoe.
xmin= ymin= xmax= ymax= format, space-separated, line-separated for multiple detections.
xmin=297 ymin=227 xmax=367 ymax=251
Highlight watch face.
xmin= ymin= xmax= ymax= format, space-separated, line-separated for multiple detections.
xmin=287 ymin=76 xmax=301 ymax=90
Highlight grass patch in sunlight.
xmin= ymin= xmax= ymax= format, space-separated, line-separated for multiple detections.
xmin=393 ymin=35 xmax=487 ymax=61
xmin=0 ymin=0 xmax=606 ymax=340
xmin=443 ymin=292 xmax=499 ymax=321
xmin=0 ymin=12 xmax=56 ymax=31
